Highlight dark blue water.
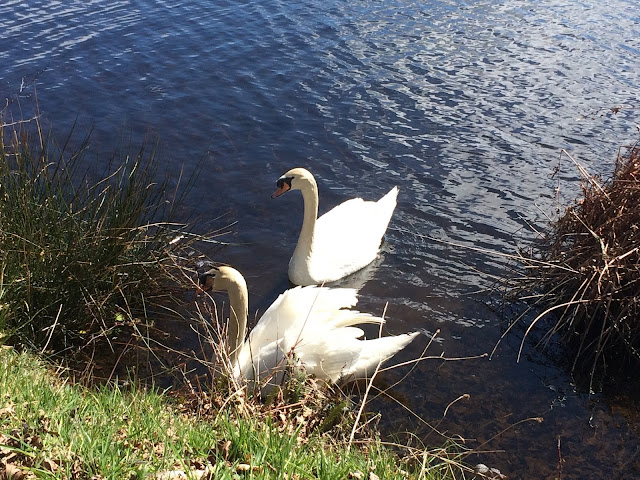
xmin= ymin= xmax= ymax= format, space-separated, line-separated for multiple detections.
xmin=2 ymin=1 xmax=639 ymax=478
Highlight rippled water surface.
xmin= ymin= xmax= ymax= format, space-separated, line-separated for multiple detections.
xmin=2 ymin=1 xmax=639 ymax=478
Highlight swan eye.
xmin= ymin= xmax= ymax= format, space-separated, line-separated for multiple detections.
xmin=276 ymin=176 xmax=293 ymax=190
xmin=198 ymin=268 xmax=219 ymax=291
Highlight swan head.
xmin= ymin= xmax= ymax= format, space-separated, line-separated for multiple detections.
xmin=272 ymin=167 xmax=316 ymax=198
xmin=198 ymin=265 xmax=247 ymax=294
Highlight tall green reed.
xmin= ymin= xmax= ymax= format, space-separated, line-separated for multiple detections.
xmin=0 ymin=118 xmax=197 ymax=353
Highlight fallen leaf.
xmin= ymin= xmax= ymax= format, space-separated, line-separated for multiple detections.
xmin=155 ymin=470 xmax=188 ymax=480
xmin=42 ymin=457 xmax=59 ymax=472
xmin=0 ymin=403 xmax=15 ymax=417
xmin=4 ymin=463 xmax=27 ymax=480
xmin=235 ymin=464 xmax=261 ymax=473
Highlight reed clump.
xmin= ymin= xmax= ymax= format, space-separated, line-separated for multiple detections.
xmin=0 ymin=117 xmax=200 ymax=354
xmin=515 ymin=142 xmax=640 ymax=383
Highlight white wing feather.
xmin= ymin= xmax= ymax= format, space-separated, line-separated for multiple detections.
xmin=311 ymin=187 xmax=398 ymax=282
xmin=233 ymin=284 xmax=418 ymax=392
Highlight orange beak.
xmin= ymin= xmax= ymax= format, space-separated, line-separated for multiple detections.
xmin=271 ymin=183 xmax=290 ymax=198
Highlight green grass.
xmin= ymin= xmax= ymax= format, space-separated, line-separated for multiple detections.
xmin=0 ymin=347 xmax=465 ymax=479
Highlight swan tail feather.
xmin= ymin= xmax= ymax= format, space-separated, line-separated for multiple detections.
xmin=298 ymin=331 xmax=419 ymax=383
xmin=327 ymin=311 xmax=385 ymax=328
xmin=373 ymin=186 xmax=399 ymax=240
xmin=341 ymin=331 xmax=420 ymax=381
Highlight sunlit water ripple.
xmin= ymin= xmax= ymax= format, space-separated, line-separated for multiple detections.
xmin=1 ymin=0 xmax=639 ymax=477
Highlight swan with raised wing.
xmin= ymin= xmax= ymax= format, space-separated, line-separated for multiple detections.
xmin=272 ymin=168 xmax=398 ymax=286
xmin=198 ymin=265 xmax=418 ymax=394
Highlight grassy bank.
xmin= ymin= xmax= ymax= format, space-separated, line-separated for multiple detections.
xmin=0 ymin=347 xmax=464 ymax=479
xmin=0 ymin=115 xmax=470 ymax=479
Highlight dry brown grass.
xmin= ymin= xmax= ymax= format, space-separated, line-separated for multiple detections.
xmin=511 ymin=142 xmax=640 ymax=387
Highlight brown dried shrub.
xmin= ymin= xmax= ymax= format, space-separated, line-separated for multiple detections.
xmin=515 ymin=142 xmax=640 ymax=385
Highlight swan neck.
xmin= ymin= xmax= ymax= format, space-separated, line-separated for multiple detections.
xmin=226 ymin=279 xmax=248 ymax=366
xmin=297 ymin=180 xmax=319 ymax=253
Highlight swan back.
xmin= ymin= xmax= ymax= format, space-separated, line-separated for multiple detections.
xmin=310 ymin=186 xmax=398 ymax=283
xmin=274 ymin=168 xmax=398 ymax=285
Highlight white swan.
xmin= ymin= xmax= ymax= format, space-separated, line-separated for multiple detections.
xmin=272 ymin=168 xmax=398 ymax=286
xmin=199 ymin=265 xmax=418 ymax=394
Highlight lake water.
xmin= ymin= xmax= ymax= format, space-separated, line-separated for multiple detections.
xmin=1 ymin=0 xmax=639 ymax=478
